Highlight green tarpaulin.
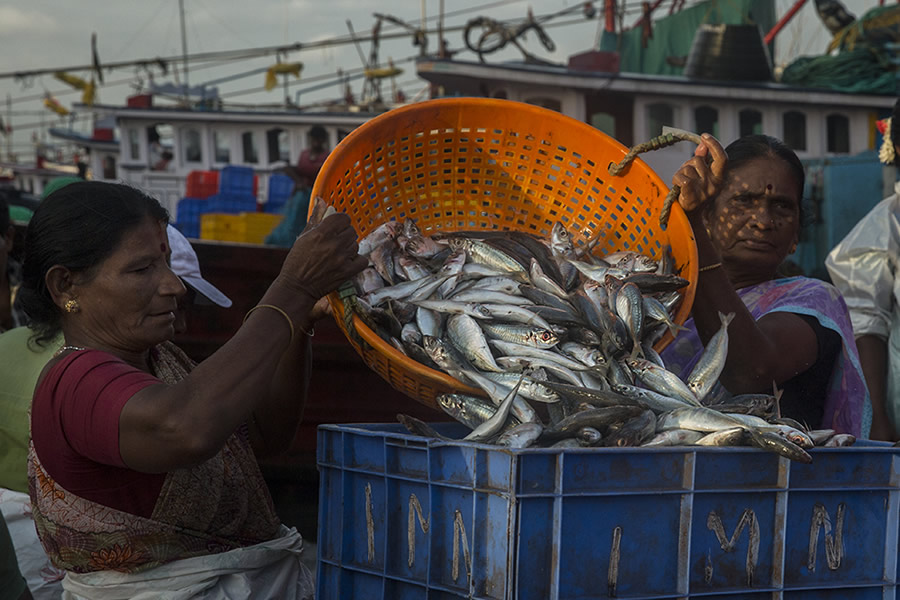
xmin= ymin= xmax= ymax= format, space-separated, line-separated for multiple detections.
xmin=599 ymin=0 xmax=776 ymax=76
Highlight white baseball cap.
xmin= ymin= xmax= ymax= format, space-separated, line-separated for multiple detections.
xmin=166 ymin=224 xmax=233 ymax=308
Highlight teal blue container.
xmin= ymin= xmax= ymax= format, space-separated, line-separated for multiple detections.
xmin=317 ymin=423 xmax=899 ymax=599
xmin=796 ymin=152 xmax=889 ymax=280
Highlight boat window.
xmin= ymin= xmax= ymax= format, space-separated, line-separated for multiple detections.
xmin=694 ymin=106 xmax=719 ymax=138
xmin=783 ymin=111 xmax=807 ymax=151
xmin=646 ymin=103 xmax=674 ymax=138
xmin=127 ymin=128 xmax=140 ymax=161
xmin=102 ymin=155 xmax=116 ymax=179
xmin=525 ymin=97 xmax=562 ymax=113
xmin=148 ymin=124 xmax=174 ymax=171
xmin=266 ymin=128 xmax=290 ymax=163
xmin=213 ymin=131 xmax=231 ymax=163
xmin=739 ymin=109 xmax=762 ymax=137
xmin=241 ymin=131 xmax=259 ymax=164
xmin=590 ymin=112 xmax=616 ymax=139
xmin=585 ymin=94 xmax=632 ymax=146
xmin=182 ymin=128 xmax=203 ymax=163
xmin=827 ymin=113 xmax=850 ymax=153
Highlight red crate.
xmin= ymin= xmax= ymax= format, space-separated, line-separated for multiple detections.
xmin=185 ymin=170 xmax=220 ymax=199
xmin=126 ymin=94 xmax=153 ymax=108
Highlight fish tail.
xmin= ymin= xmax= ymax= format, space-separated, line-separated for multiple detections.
xmin=629 ymin=336 xmax=644 ymax=360
xmin=772 ymin=381 xmax=784 ymax=419
xmin=718 ymin=311 xmax=736 ymax=328
xmin=667 ymin=321 xmax=690 ymax=337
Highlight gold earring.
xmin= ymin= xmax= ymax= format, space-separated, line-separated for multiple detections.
xmin=64 ymin=299 xmax=80 ymax=313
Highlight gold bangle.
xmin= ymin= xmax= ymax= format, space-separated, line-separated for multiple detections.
xmin=698 ymin=262 xmax=722 ymax=273
xmin=243 ymin=304 xmax=295 ymax=343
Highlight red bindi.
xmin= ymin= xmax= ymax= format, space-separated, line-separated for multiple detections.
xmin=766 ymin=184 xmax=773 ymax=191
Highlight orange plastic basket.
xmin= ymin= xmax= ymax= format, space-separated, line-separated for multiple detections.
xmin=311 ymin=98 xmax=698 ymax=410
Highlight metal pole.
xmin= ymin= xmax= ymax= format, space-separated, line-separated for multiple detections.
xmin=282 ymin=59 xmax=289 ymax=106
xmin=438 ymin=0 xmax=447 ymax=57
xmin=179 ymin=0 xmax=190 ymax=96
xmin=5 ymin=95 xmax=10 ymax=161
xmin=763 ymin=0 xmax=808 ymax=45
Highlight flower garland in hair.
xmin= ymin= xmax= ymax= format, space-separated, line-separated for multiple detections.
xmin=878 ymin=117 xmax=895 ymax=165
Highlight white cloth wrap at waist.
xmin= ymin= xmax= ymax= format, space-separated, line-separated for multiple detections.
xmin=61 ymin=525 xmax=314 ymax=600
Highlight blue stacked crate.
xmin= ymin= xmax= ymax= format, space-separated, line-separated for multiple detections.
xmin=208 ymin=165 xmax=258 ymax=215
xmin=264 ymin=173 xmax=294 ymax=214
xmin=317 ymin=423 xmax=900 ymax=600
xmin=219 ymin=165 xmax=255 ymax=195
xmin=175 ymin=197 xmax=207 ymax=238
xmin=205 ymin=193 xmax=258 ymax=214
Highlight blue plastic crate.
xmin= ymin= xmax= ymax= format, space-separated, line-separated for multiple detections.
xmin=262 ymin=197 xmax=290 ymax=215
xmin=316 ymin=423 xmax=900 ymax=600
xmin=267 ymin=173 xmax=294 ymax=203
xmin=175 ymin=197 xmax=207 ymax=238
xmin=176 ymin=196 xmax=205 ymax=219
xmin=175 ymin=216 xmax=199 ymax=239
xmin=218 ymin=165 xmax=255 ymax=195
xmin=206 ymin=192 xmax=258 ymax=214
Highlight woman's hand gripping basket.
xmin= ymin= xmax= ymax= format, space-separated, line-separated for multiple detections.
xmin=310 ymin=98 xmax=698 ymax=410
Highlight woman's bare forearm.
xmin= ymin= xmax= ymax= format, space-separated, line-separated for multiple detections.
xmin=857 ymin=334 xmax=896 ymax=441
xmin=249 ymin=329 xmax=313 ymax=458
xmin=120 ymin=280 xmax=317 ymax=471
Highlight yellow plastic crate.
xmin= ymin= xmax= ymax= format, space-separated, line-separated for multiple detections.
xmin=200 ymin=213 xmax=243 ymax=242
xmin=240 ymin=212 xmax=283 ymax=244
xmin=200 ymin=212 xmax=283 ymax=244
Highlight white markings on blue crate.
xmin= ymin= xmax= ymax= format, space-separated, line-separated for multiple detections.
xmin=407 ymin=494 xmax=429 ymax=568
xmin=369 ymin=487 xmax=476 ymax=584
xmin=607 ymin=526 xmax=622 ymax=597
xmin=452 ymin=509 xmax=473 ymax=583
xmin=807 ymin=502 xmax=845 ymax=572
xmin=359 ymin=487 xmax=851 ymax=593
xmin=317 ymin=425 xmax=900 ymax=599
xmin=707 ymin=508 xmax=760 ymax=586
xmin=365 ymin=483 xmax=375 ymax=563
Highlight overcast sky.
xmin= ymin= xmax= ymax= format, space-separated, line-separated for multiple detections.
xmin=0 ymin=0 xmax=881 ymax=158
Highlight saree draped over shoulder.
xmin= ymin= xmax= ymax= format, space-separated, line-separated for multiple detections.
xmin=660 ymin=277 xmax=871 ymax=437
xmin=27 ymin=342 xmax=312 ymax=599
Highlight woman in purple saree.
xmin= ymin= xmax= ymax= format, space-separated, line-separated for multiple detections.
xmin=660 ymin=135 xmax=869 ymax=436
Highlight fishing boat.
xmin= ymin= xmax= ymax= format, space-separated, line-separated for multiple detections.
xmin=58 ymin=99 xmax=388 ymax=218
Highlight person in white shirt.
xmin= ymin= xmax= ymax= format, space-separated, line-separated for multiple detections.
xmin=825 ymin=98 xmax=900 ymax=442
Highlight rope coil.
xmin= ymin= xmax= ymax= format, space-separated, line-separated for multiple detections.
xmin=608 ymin=129 xmax=703 ymax=231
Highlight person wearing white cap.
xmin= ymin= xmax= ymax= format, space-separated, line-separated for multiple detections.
xmin=826 ymin=98 xmax=900 ymax=442
xmin=167 ymin=224 xmax=231 ymax=309
xmin=165 ymin=225 xmax=231 ymax=334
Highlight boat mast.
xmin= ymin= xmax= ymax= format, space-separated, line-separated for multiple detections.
xmin=179 ymin=0 xmax=190 ymax=99
xmin=5 ymin=95 xmax=10 ymax=161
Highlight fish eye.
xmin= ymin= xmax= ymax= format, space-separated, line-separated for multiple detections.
xmin=541 ymin=332 xmax=552 ymax=341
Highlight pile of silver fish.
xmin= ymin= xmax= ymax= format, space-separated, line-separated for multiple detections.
xmin=348 ymin=217 xmax=853 ymax=463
